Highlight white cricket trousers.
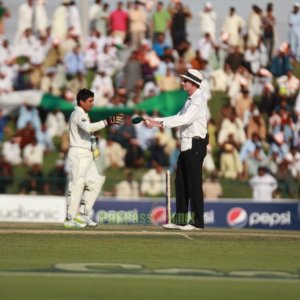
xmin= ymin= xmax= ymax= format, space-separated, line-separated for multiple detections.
xmin=67 ymin=147 xmax=105 ymax=220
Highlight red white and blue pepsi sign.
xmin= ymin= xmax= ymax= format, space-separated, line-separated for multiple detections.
xmin=92 ymin=199 xmax=300 ymax=230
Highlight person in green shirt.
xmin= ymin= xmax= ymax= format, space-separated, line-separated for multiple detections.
xmin=151 ymin=1 xmax=171 ymax=42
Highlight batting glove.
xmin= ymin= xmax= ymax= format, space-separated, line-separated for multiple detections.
xmin=106 ymin=113 xmax=124 ymax=126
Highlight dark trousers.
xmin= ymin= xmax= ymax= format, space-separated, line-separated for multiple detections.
xmin=174 ymin=136 xmax=208 ymax=228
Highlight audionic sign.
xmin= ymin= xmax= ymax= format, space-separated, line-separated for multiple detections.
xmin=0 ymin=195 xmax=66 ymax=223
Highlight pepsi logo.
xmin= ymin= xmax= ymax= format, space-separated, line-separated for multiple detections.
xmin=227 ymin=207 xmax=248 ymax=228
xmin=151 ymin=206 xmax=167 ymax=225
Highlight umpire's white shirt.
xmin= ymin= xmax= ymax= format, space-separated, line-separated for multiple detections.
xmin=69 ymin=106 xmax=106 ymax=149
xmin=155 ymin=88 xmax=208 ymax=151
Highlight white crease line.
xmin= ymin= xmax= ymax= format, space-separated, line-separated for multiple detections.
xmin=0 ymin=271 xmax=299 ymax=283
xmin=0 ymin=229 xmax=300 ymax=239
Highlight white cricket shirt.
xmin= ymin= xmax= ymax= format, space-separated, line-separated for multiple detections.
xmin=69 ymin=106 xmax=106 ymax=149
xmin=155 ymin=88 xmax=208 ymax=151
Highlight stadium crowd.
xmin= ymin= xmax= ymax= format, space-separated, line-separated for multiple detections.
xmin=0 ymin=0 xmax=300 ymax=200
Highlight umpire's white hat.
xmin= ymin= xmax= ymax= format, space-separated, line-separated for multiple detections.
xmin=179 ymin=69 xmax=203 ymax=87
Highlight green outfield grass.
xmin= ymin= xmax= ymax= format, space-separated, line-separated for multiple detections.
xmin=0 ymin=223 xmax=299 ymax=300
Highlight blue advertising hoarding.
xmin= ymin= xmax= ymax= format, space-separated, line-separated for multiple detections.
xmin=92 ymin=198 xmax=300 ymax=230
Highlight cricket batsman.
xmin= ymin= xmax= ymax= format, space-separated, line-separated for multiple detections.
xmin=64 ymin=88 xmax=124 ymax=228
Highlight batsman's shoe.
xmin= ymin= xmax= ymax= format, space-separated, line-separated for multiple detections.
xmin=75 ymin=214 xmax=97 ymax=227
xmin=179 ymin=224 xmax=203 ymax=231
xmin=162 ymin=223 xmax=182 ymax=230
xmin=64 ymin=219 xmax=87 ymax=228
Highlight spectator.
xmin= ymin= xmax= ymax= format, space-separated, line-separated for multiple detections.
xmin=247 ymin=5 xmax=263 ymax=48
xmin=208 ymin=44 xmax=227 ymax=71
xmin=83 ymin=40 xmax=98 ymax=71
xmin=249 ymin=166 xmax=278 ymax=201
xmin=234 ymin=87 xmax=253 ymax=121
xmin=152 ymin=32 xmax=169 ymax=58
xmin=60 ymin=27 xmax=81 ymax=59
xmin=40 ymin=67 xmax=61 ymax=96
xmin=154 ymin=126 xmax=176 ymax=156
xmin=113 ymin=170 xmax=140 ymax=199
xmin=112 ymin=115 xmax=137 ymax=148
xmin=23 ymin=138 xmax=44 ymax=167
xmin=123 ymin=50 xmax=142 ymax=94
xmin=197 ymin=32 xmax=214 ymax=62
xmin=270 ymin=43 xmax=292 ymax=77
xmin=97 ymin=43 xmax=121 ymax=76
xmin=276 ymin=69 xmax=300 ymax=99
xmin=217 ymin=107 xmax=246 ymax=147
xmin=147 ymin=136 xmax=169 ymax=167
xmin=14 ymin=62 xmax=33 ymax=91
xmin=276 ymin=160 xmax=294 ymax=198
xmin=43 ymin=38 xmax=64 ymax=70
xmin=64 ymin=44 xmax=85 ymax=80
xmin=140 ymin=160 xmax=165 ymax=196
xmin=91 ymin=69 xmax=114 ymax=107
xmin=284 ymin=146 xmax=300 ymax=179
xmin=199 ymin=2 xmax=217 ymax=42
xmin=16 ymin=104 xmax=41 ymax=133
xmin=45 ymin=109 xmax=67 ymax=139
xmin=15 ymin=122 xmax=36 ymax=149
xmin=14 ymin=0 xmax=34 ymax=43
xmin=89 ymin=0 xmax=103 ymax=31
xmin=247 ymin=145 xmax=268 ymax=177
xmin=109 ymin=1 xmax=128 ymax=44
xmin=221 ymin=7 xmax=245 ymax=49
xmin=246 ymin=107 xmax=267 ymax=140
xmin=288 ymin=2 xmax=300 ymax=61
xmin=94 ymin=3 xmax=110 ymax=36
xmin=169 ymin=1 xmax=191 ymax=50
xmin=244 ymin=45 xmax=261 ymax=75
xmin=19 ymin=164 xmax=46 ymax=195
xmin=15 ymin=27 xmax=39 ymax=59
xmin=135 ymin=118 xmax=158 ymax=151
xmin=225 ymin=45 xmax=244 ymax=73
xmin=239 ymin=132 xmax=262 ymax=177
xmin=46 ymin=158 xmax=67 ymax=196
xmin=210 ymin=63 xmax=232 ymax=92
xmin=157 ymin=67 xmax=180 ymax=92
xmin=203 ymin=172 xmax=223 ymax=200
xmin=220 ymin=142 xmax=243 ymax=179
xmin=124 ymin=138 xmax=144 ymax=168
xmin=262 ymin=2 xmax=276 ymax=63
xmin=51 ymin=0 xmax=70 ymax=41
xmin=0 ymin=39 xmax=13 ymax=65
xmin=0 ymin=154 xmax=13 ymax=193
xmin=68 ymin=1 xmax=82 ymax=38
xmin=36 ymin=123 xmax=54 ymax=152
xmin=104 ymin=137 xmax=126 ymax=168
xmin=34 ymin=0 xmax=49 ymax=37
xmin=128 ymin=1 xmax=147 ymax=49
xmin=265 ymin=149 xmax=281 ymax=176
xmin=2 ymin=136 xmax=22 ymax=165
xmin=151 ymin=1 xmax=171 ymax=42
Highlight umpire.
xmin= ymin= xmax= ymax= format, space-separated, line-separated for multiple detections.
xmin=144 ymin=69 xmax=208 ymax=230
